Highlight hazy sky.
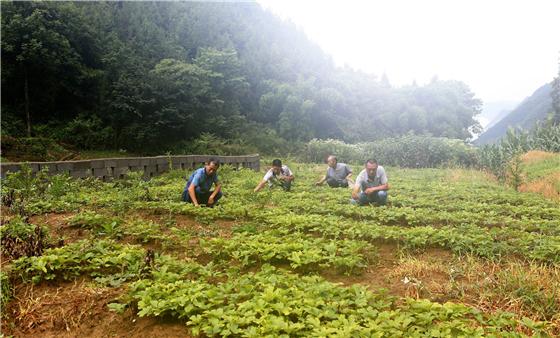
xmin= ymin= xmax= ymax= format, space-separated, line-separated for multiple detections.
xmin=257 ymin=0 xmax=560 ymax=105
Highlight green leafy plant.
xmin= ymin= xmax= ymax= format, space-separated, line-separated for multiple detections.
xmin=202 ymin=231 xmax=375 ymax=274
xmin=1 ymin=271 xmax=12 ymax=316
xmin=13 ymin=240 xmax=145 ymax=284
xmin=126 ymin=264 xmax=542 ymax=336
xmin=69 ymin=211 xmax=123 ymax=238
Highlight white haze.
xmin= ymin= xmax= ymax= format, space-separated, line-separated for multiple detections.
xmin=258 ymin=0 xmax=560 ymax=107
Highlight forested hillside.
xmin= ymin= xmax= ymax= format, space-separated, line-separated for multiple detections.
xmin=2 ymin=1 xmax=483 ymax=153
xmin=475 ymin=83 xmax=554 ymax=145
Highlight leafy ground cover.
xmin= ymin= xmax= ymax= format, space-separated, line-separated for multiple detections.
xmin=1 ymin=161 xmax=559 ymax=336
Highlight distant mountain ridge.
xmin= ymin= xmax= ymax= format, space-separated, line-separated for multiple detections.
xmin=477 ymin=100 xmax=518 ymax=130
xmin=475 ymin=83 xmax=553 ymax=145
xmin=486 ymin=109 xmax=511 ymax=130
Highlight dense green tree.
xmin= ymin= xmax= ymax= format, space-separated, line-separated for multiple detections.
xmin=194 ymin=48 xmax=250 ymax=126
xmin=1 ymin=1 xmax=485 ymax=152
xmin=1 ymin=1 xmax=101 ymax=136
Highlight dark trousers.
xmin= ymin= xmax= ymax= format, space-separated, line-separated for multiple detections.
xmin=281 ymin=180 xmax=292 ymax=191
xmin=326 ymin=178 xmax=348 ymax=188
xmin=182 ymin=187 xmax=222 ymax=205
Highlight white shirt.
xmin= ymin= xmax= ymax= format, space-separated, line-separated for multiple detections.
xmin=355 ymin=166 xmax=388 ymax=192
xmin=263 ymin=165 xmax=293 ymax=182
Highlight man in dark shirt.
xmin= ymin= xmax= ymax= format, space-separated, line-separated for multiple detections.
xmin=316 ymin=155 xmax=353 ymax=188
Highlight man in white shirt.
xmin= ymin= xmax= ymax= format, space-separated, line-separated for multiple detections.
xmin=254 ymin=159 xmax=294 ymax=192
xmin=351 ymin=159 xmax=389 ymax=205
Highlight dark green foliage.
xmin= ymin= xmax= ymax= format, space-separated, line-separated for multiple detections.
xmin=2 ymin=2 xmax=482 ymax=153
xmin=177 ymin=133 xmax=257 ymax=156
xmin=0 ymin=136 xmax=73 ymax=161
xmin=1 ymin=1 xmax=102 ymax=136
xmin=13 ymin=240 xmax=145 ymax=284
xmin=58 ymin=115 xmax=114 ymax=150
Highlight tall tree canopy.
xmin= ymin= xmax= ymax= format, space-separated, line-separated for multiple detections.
xmin=1 ymin=1 xmax=482 ymax=152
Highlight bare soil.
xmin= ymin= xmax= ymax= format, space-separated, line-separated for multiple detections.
xmin=29 ymin=212 xmax=87 ymax=245
xmin=1 ymin=278 xmax=192 ymax=338
xmin=323 ymin=243 xmax=453 ymax=301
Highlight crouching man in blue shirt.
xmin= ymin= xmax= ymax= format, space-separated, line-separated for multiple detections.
xmin=182 ymin=158 xmax=222 ymax=207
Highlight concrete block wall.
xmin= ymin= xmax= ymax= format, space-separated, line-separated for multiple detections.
xmin=0 ymin=154 xmax=260 ymax=180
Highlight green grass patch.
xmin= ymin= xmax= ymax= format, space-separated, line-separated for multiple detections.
xmin=523 ymin=153 xmax=560 ymax=181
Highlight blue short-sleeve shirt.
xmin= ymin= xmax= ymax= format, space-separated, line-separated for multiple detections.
xmin=185 ymin=167 xmax=218 ymax=193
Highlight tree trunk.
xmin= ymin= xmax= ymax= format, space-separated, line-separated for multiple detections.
xmin=24 ymin=65 xmax=31 ymax=137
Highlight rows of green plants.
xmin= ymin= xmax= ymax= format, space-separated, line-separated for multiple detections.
xmin=202 ymin=230 xmax=374 ymax=274
xmin=5 ymin=163 xmax=557 ymax=263
xmin=9 ymin=236 xmax=545 ymax=336
xmin=13 ymin=239 xmax=146 ymax=285
xmin=128 ymin=264 xmax=543 ymax=337
xmin=2 ymin=161 xmax=559 ymax=335
xmin=253 ymin=213 xmax=560 ymax=263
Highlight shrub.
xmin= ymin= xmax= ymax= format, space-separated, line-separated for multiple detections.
xmin=59 ymin=114 xmax=114 ymax=149
xmin=304 ymin=139 xmax=362 ymax=164
xmin=304 ymin=135 xmax=477 ymax=167
xmin=176 ymin=133 xmax=258 ymax=156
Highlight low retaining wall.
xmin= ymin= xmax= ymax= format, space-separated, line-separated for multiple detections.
xmin=0 ymin=154 xmax=260 ymax=180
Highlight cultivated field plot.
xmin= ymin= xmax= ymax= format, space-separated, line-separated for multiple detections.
xmin=1 ymin=163 xmax=559 ymax=337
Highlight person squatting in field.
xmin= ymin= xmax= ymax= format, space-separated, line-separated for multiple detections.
xmin=254 ymin=158 xmax=295 ymax=192
xmin=351 ymin=159 xmax=389 ymax=206
xmin=182 ymin=158 xmax=222 ymax=207
xmin=315 ymin=155 xmax=353 ymax=188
